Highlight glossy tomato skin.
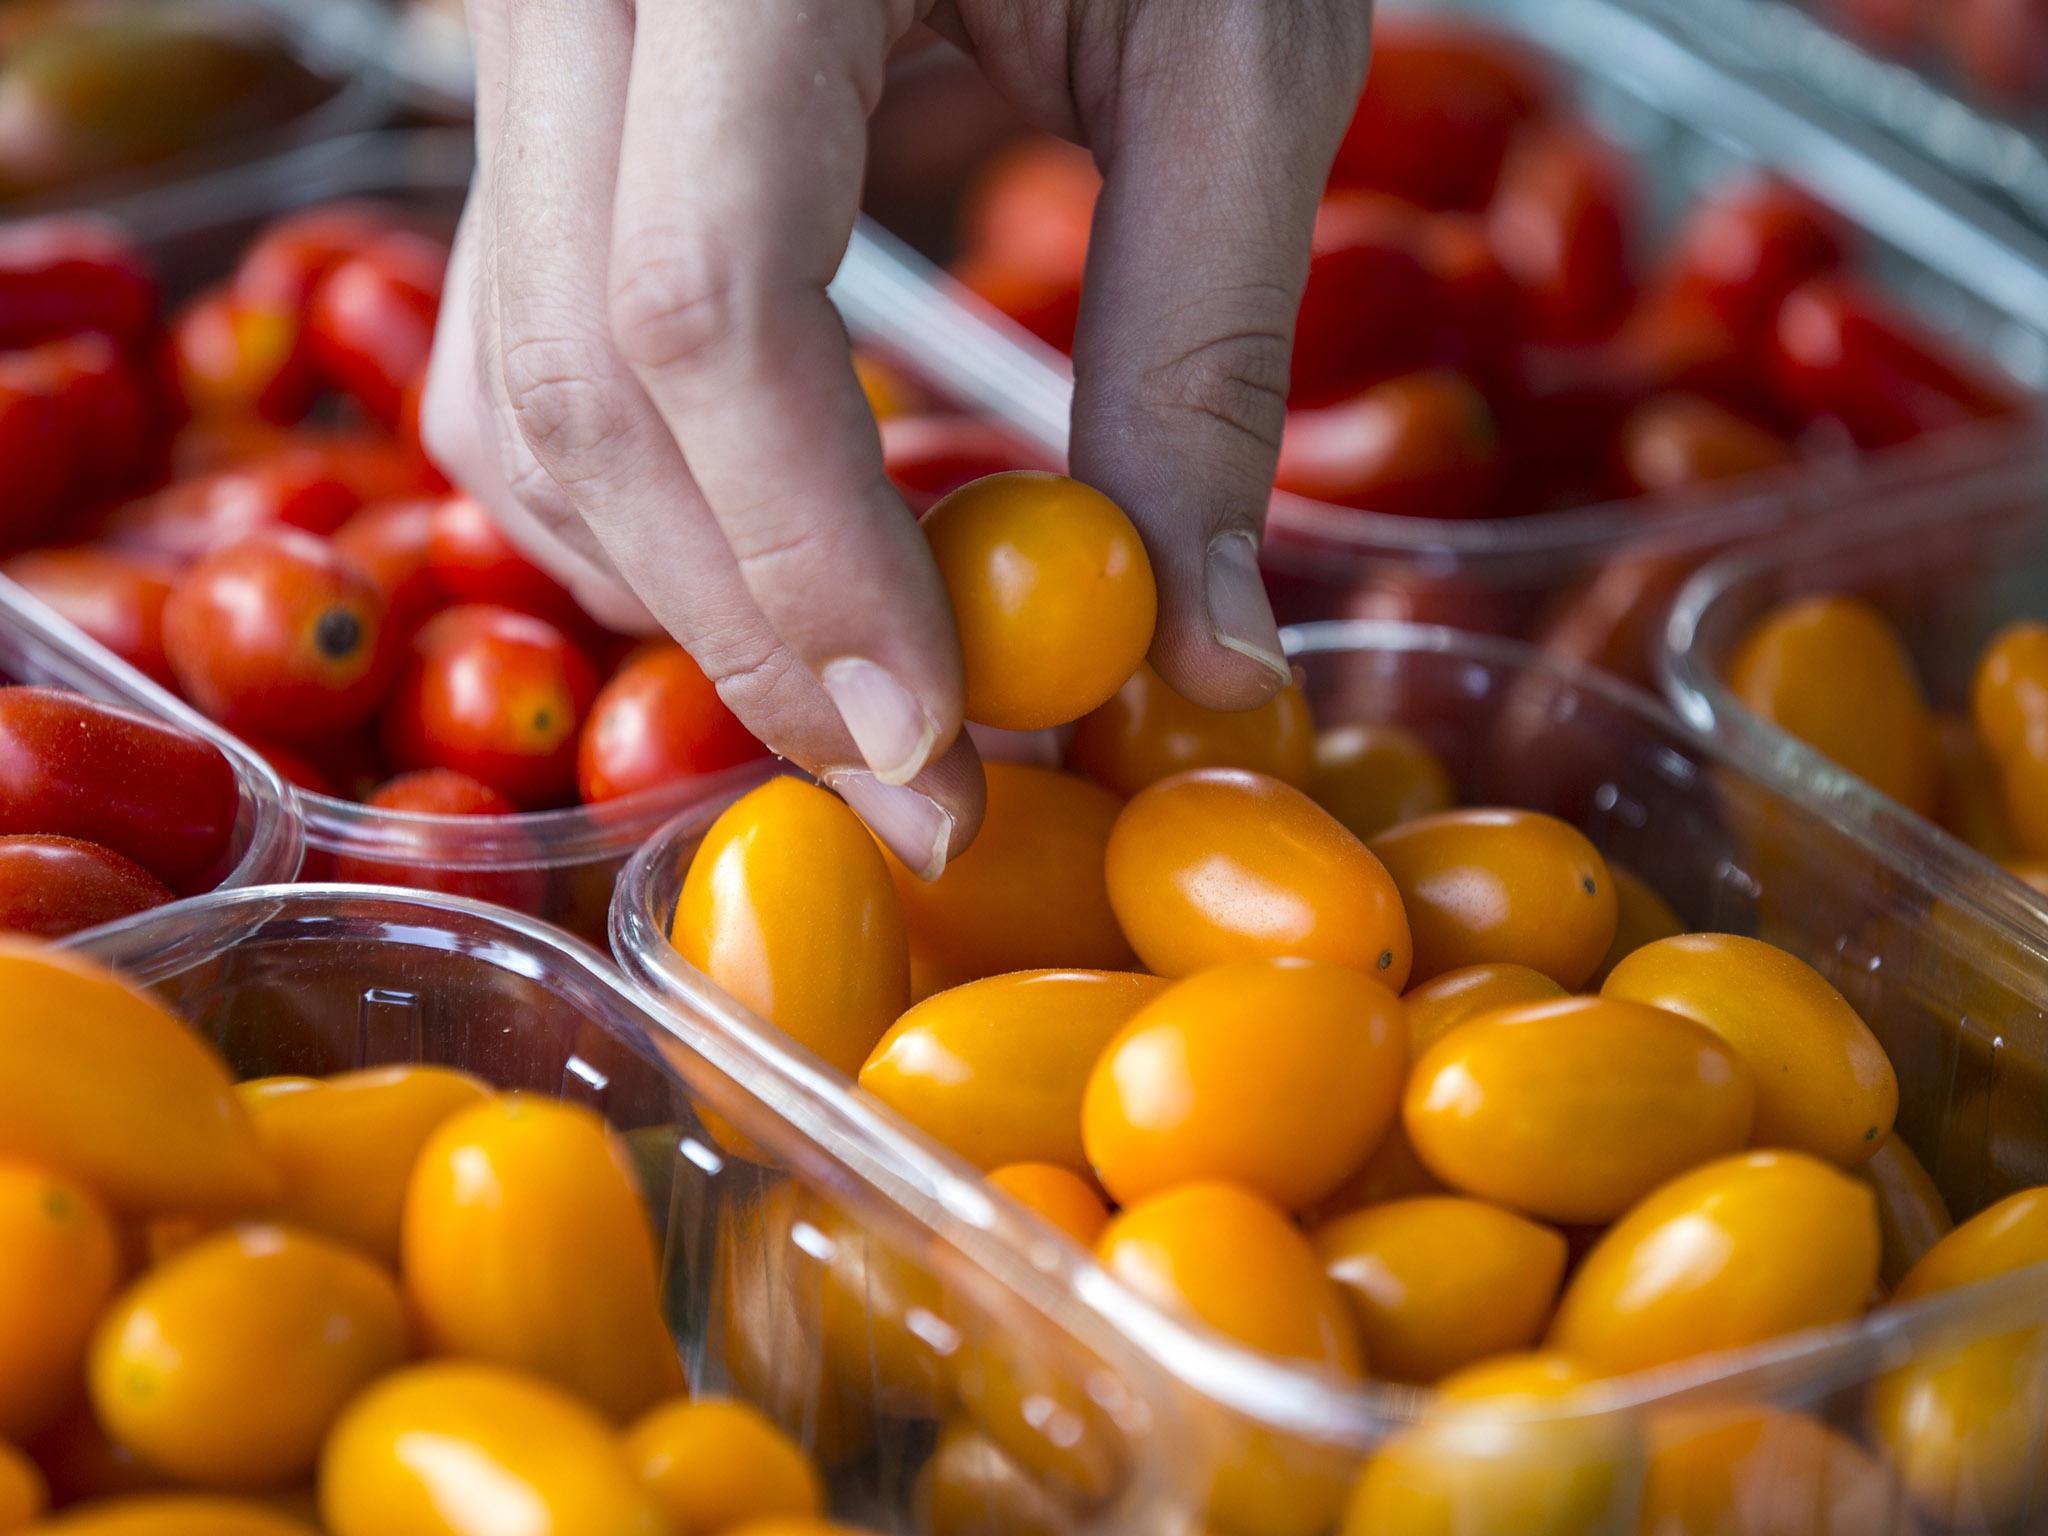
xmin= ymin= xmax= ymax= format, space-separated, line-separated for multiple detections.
xmin=99 ymin=447 xmax=363 ymax=564
xmin=331 ymin=769 xmax=545 ymax=911
xmin=380 ymin=603 xmax=599 ymax=808
xmin=1404 ymin=995 xmax=1754 ymax=1224
xmin=986 ymin=1163 xmax=1111 ymax=1246
xmin=1105 ymin=768 xmax=1413 ymax=984
xmin=233 ymin=202 xmax=392 ymax=311
xmin=303 ymin=229 xmax=446 ymax=425
xmin=624 ymin=1397 xmax=825 ymax=1536
xmin=1275 ymin=370 xmax=1502 ymax=518
xmin=16 ymin=331 xmax=164 ymax=502
xmin=1 ymin=547 xmax=175 ymax=686
xmin=0 ymin=215 xmax=156 ymax=350
xmin=163 ymin=528 xmax=396 ymax=744
xmin=1401 ymin=960 xmax=1564 ymax=1060
xmin=577 ymin=642 xmax=765 ymax=803
xmin=0 ymin=354 xmax=79 ymax=547
xmin=0 ymin=833 xmax=170 ymax=936
xmin=1084 ymin=957 xmax=1408 ymax=1211
xmin=424 ymin=494 xmax=581 ymax=625
xmin=330 ymin=497 xmax=443 ymax=635
xmin=1486 ymin=124 xmax=1635 ymax=344
xmin=1068 ymin=660 xmax=1314 ymax=798
xmin=169 ymin=284 xmax=313 ymax=424
xmin=0 ymin=1157 xmax=120 ymax=1441
xmin=0 ymin=685 xmax=237 ymax=888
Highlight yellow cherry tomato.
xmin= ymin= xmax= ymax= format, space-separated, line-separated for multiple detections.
xmin=923 ymin=471 xmax=1157 ymax=731
xmin=237 ymin=1065 xmax=490 ymax=1265
xmin=882 ymin=764 xmax=1135 ymax=992
xmin=1729 ymin=594 xmax=1938 ymax=816
xmin=1640 ymin=1405 xmax=1895 ymax=1536
xmin=861 ymin=969 xmax=1167 ymax=1175
xmin=89 ymin=1224 xmax=407 ymax=1488
xmin=987 ymin=1163 xmax=1110 ymax=1245
xmin=1342 ymin=1353 xmax=1642 ymax=1536
xmin=21 ymin=1496 xmax=318 ymax=1534
xmin=1309 ymin=722 xmax=1456 ymax=843
xmin=1868 ymin=1329 xmax=2048 ymax=1528
xmin=1083 ymin=957 xmax=1406 ymax=1211
xmin=1313 ymin=1196 xmax=1566 ymax=1384
xmin=320 ymin=1362 xmax=668 ymax=1536
xmin=1104 ymin=768 xmax=1413 ymax=985
xmin=1588 ymin=862 xmax=1684 ymax=987
xmin=1896 ymin=1185 xmax=2048 ymax=1302
xmin=1602 ymin=932 xmax=1898 ymax=1167
xmin=1853 ymin=1134 xmax=1952 ymax=1290
xmin=916 ymin=1419 xmax=1070 ymax=1536
xmin=1400 ymin=962 xmax=1564 ymax=1061
xmin=402 ymin=1095 xmax=683 ymax=1421
xmin=0 ymin=1161 xmax=118 ymax=1441
xmin=1069 ymin=660 xmax=1314 ymax=797
xmin=0 ymin=1441 xmax=46 ymax=1530
xmin=1404 ymin=996 xmax=1754 ymax=1224
xmin=1549 ymin=1150 xmax=1880 ymax=1375
xmin=1368 ymin=809 xmax=1617 ymax=988
xmin=1971 ymin=620 xmax=2048 ymax=764
xmin=623 ymin=1397 xmax=823 ymax=1536
xmin=0 ymin=943 xmax=275 ymax=1216
xmin=675 ymin=776 xmax=911 ymax=1075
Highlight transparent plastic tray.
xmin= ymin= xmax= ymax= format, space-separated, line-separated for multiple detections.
xmin=1666 ymin=443 xmax=2048 ymax=961
xmin=616 ymin=618 xmax=2048 ymax=1535
xmin=64 ymin=882 xmax=1183 ymax=1534
xmin=0 ymin=571 xmax=300 ymax=893
xmin=851 ymin=0 xmax=2048 ymax=678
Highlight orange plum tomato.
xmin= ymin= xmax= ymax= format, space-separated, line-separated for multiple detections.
xmin=1308 ymin=722 xmax=1456 ymax=843
xmin=986 ymin=1163 xmax=1111 ymax=1246
xmin=1401 ymin=961 xmax=1564 ymax=1060
xmin=920 ymin=472 xmax=1156 ymax=731
xmin=1368 ymin=808 xmax=1618 ymax=988
xmin=623 ymin=1397 xmax=824 ymax=1536
xmin=674 ymin=776 xmax=910 ymax=1077
xmin=1104 ymin=768 xmax=1413 ymax=984
xmin=577 ymin=642 xmax=765 ymax=804
xmin=1403 ymin=995 xmax=1754 ymax=1224
xmin=1068 ymin=660 xmax=1315 ymax=797
xmin=0 ymin=1158 xmax=119 ymax=1441
xmin=1082 ymin=957 xmax=1407 ymax=1211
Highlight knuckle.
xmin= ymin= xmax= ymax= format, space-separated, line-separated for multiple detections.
xmin=499 ymin=332 xmax=636 ymax=476
xmin=1138 ymin=316 xmax=1292 ymax=454
xmin=608 ymin=226 xmax=743 ymax=374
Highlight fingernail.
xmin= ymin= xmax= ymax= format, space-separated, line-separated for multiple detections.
xmin=1205 ymin=530 xmax=1290 ymax=686
xmin=967 ymin=721 xmax=1066 ymax=767
xmin=821 ymin=657 xmax=938 ymax=786
xmin=829 ymin=771 xmax=954 ymax=882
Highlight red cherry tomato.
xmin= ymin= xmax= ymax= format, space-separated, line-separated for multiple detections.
xmin=2 ymin=548 xmax=176 ymax=687
xmin=1614 ymin=394 xmax=1797 ymax=495
xmin=1769 ymin=276 xmax=2028 ymax=449
xmin=333 ymin=498 xmax=444 ymax=635
xmin=305 ymin=232 xmax=447 ymax=425
xmin=381 ymin=605 xmax=599 ymax=808
xmin=162 ymin=529 xmax=396 ymax=742
xmin=169 ymin=285 xmax=313 ymax=425
xmin=331 ymin=769 xmax=546 ymax=910
xmin=1419 ymin=212 xmax=1521 ymax=389
xmin=233 ymin=202 xmax=398 ymax=311
xmin=958 ymin=137 xmax=1098 ymax=294
xmin=1275 ymin=370 xmax=1501 ymax=518
xmin=39 ymin=333 xmax=164 ymax=498
xmin=1936 ymin=0 xmax=2048 ymax=103
xmin=0 ymin=216 xmax=156 ymax=350
xmin=0 ymin=362 xmax=76 ymax=548
xmin=950 ymin=252 xmax=1084 ymax=353
xmin=300 ymin=427 xmax=450 ymax=504
xmin=425 ymin=496 xmax=579 ymax=625
xmin=576 ymin=643 xmax=766 ymax=803
xmin=98 ymin=447 xmax=363 ymax=563
xmin=881 ymin=415 xmax=1042 ymax=513
xmin=1665 ymin=179 xmax=1846 ymax=341
xmin=1331 ymin=14 xmax=1551 ymax=209
xmin=1292 ymin=197 xmax=1441 ymax=407
xmin=1487 ymin=124 xmax=1635 ymax=344
xmin=0 ymin=834 xmax=171 ymax=936
xmin=0 ymin=685 xmax=238 ymax=888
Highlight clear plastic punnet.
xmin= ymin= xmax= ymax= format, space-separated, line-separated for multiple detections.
xmin=0 ymin=571 xmax=300 ymax=893
xmin=64 ymin=882 xmax=1186 ymax=1533
xmin=840 ymin=0 xmax=2048 ymax=679
xmin=616 ymin=618 xmax=2048 ymax=1536
xmin=1666 ymin=444 xmax=2048 ymax=961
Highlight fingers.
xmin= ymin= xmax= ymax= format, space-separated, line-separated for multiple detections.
xmin=610 ymin=0 xmax=963 ymax=788
xmin=1068 ymin=0 xmax=1372 ymax=710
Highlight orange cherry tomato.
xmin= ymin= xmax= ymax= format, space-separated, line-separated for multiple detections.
xmin=860 ymin=969 xmax=1167 ymax=1175
xmin=1602 ymin=933 xmax=1897 ymax=1167
xmin=881 ymin=764 xmax=1134 ymax=993
xmin=0 ymin=1160 xmax=118 ymax=1441
xmin=1401 ymin=961 xmax=1565 ymax=1061
xmin=921 ymin=472 xmax=1157 ymax=731
xmin=1728 ymin=594 xmax=1938 ymax=817
xmin=1615 ymin=392 xmax=1796 ymax=495
xmin=1369 ymin=808 xmax=1617 ymax=987
xmin=1274 ymin=371 xmax=1503 ymax=519
xmin=1342 ymin=1353 xmax=1638 ymax=1536
xmin=163 ymin=528 xmax=396 ymax=744
xmin=1640 ymin=1405 xmax=1893 ymax=1536
xmin=987 ymin=1163 xmax=1110 ymax=1246
xmin=89 ymin=1225 xmax=408 ymax=1488
xmin=623 ymin=1397 xmax=824 ymax=1536
xmin=1854 ymin=1134 xmax=1953 ymax=1290
xmin=1104 ymin=768 xmax=1413 ymax=985
xmin=916 ymin=1418 xmax=1072 ymax=1536
xmin=1083 ymin=957 xmax=1407 ymax=1211
xmin=237 ymin=1064 xmax=491 ymax=1264
xmin=1549 ymin=1150 xmax=1879 ymax=1375
xmin=1404 ymin=995 xmax=1754 ymax=1224
xmin=319 ymin=1362 xmax=667 ymax=1536
xmin=1314 ymin=1196 xmax=1567 ymax=1383
xmin=0 ymin=942 xmax=275 ymax=1216
xmin=0 ymin=1440 xmax=44 ymax=1529
xmin=1308 ymin=723 xmax=1455 ymax=843
xmin=1588 ymin=861 xmax=1683 ymax=986
xmin=1895 ymin=1185 xmax=2048 ymax=1304
xmin=21 ymin=1495 xmax=319 ymax=1535
xmin=1068 ymin=661 xmax=1315 ymax=799
xmin=403 ymin=1095 xmax=683 ymax=1422
xmin=675 ymin=776 xmax=910 ymax=1076
xmin=577 ymin=642 xmax=765 ymax=803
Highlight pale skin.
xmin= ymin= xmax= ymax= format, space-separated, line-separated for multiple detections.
xmin=422 ymin=0 xmax=1374 ymax=877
